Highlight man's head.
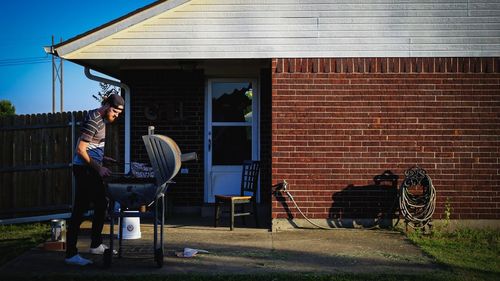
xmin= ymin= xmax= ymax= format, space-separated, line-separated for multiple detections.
xmin=102 ymin=94 xmax=124 ymax=123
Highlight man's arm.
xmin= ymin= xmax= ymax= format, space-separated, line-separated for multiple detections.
xmin=76 ymin=138 xmax=111 ymax=177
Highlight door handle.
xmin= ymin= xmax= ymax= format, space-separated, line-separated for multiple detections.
xmin=208 ymin=131 xmax=212 ymax=152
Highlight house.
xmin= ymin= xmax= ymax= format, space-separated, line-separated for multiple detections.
xmin=50 ymin=0 xmax=500 ymax=230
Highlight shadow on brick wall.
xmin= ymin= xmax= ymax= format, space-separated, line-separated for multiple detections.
xmin=327 ymin=171 xmax=399 ymax=229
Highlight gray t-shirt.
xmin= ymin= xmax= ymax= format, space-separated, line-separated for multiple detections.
xmin=73 ymin=109 xmax=106 ymax=165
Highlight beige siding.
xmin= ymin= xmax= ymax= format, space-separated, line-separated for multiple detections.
xmin=64 ymin=0 xmax=500 ymax=59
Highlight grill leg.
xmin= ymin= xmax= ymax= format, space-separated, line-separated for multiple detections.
xmin=154 ymin=198 xmax=158 ymax=250
xmin=160 ymin=195 xmax=164 ymax=251
xmin=118 ymin=210 xmax=123 ymax=258
xmin=106 ymin=200 xmax=115 ymax=268
xmin=154 ymin=195 xmax=165 ymax=268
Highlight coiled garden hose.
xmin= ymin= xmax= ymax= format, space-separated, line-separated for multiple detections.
xmin=398 ymin=166 xmax=436 ymax=229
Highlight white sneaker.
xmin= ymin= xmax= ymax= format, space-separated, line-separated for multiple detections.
xmin=89 ymin=244 xmax=117 ymax=255
xmin=65 ymin=254 xmax=93 ymax=266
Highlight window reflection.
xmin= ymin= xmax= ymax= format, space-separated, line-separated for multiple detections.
xmin=212 ymin=82 xmax=252 ymax=122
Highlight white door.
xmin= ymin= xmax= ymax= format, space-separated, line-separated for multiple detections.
xmin=205 ymin=79 xmax=259 ymax=203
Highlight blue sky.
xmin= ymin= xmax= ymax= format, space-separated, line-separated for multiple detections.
xmin=0 ymin=1 xmax=156 ymax=114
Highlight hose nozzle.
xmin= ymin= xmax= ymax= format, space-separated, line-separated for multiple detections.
xmin=282 ymin=179 xmax=288 ymax=191
xmin=273 ymin=180 xmax=289 ymax=194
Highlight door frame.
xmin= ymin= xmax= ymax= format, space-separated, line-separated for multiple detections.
xmin=204 ymin=78 xmax=260 ymax=203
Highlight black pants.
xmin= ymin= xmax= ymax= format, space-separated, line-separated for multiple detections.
xmin=66 ymin=165 xmax=107 ymax=258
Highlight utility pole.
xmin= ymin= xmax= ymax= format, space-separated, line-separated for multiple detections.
xmin=51 ymin=35 xmax=55 ymax=113
xmin=60 ymin=37 xmax=64 ymax=112
xmin=51 ymin=35 xmax=64 ymax=112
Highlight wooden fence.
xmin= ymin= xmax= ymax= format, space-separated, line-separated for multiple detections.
xmin=0 ymin=111 xmax=122 ymax=219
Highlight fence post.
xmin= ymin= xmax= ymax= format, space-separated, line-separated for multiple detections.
xmin=70 ymin=111 xmax=76 ymax=210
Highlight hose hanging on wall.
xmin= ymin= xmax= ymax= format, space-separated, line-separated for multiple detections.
xmin=398 ymin=166 xmax=436 ymax=230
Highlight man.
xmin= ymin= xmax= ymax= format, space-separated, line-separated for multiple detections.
xmin=65 ymin=94 xmax=124 ymax=266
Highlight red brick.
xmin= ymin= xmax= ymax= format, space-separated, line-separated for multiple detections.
xmin=411 ymin=57 xmax=423 ymax=73
xmin=283 ymin=58 xmax=290 ymax=73
xmin=423 ymin=58 xmax=434 ymax=73
xmin=458 ymin=57 xmax=470 ymax=73
xmin=388 ymin=58 xmax=400 ymax=73
xmin=272 ymin=56 xmax=500 ymax=221
xmin=483 ymin=58 xmax=494 ymax=73
xmin=276 ymin=58 xmax=283 ymax=73
xmin=44 ymin=241 xmax=66 ymax=251
xmin=312 ymin=58 xmax=319 ymax=73
xmin=354 ymin=58 xmax=365 ymax=73
xmin=470 ymin=58 xmax=482 ymax=73
xmin=446 ymin=58 xmax=457 ymax=73
xmin=436 ymin=58 xmax=446 ymax=73
xmin=301 ymin=58 xmax=308 ymax=73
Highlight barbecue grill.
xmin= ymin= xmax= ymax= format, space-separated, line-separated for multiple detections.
xmin=104 ymin=134 xmax=196 ymax=268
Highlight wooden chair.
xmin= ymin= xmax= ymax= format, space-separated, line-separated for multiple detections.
xmin=214 ymin=160 xmax=260 ymax=231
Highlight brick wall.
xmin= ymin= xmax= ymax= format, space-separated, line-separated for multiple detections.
xmin=271 ymin=57 xmax=500 ymax=221
xmin=122 ymin=69 xmax=205 ymax=208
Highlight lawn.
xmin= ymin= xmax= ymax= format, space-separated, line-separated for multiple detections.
xmin=0 ymin=223 xmax=50 ymax=266
xmin=0 ymin=223 xmax=498 ymax=281
xmin=406 ymin=227 xmax=500 ymax=281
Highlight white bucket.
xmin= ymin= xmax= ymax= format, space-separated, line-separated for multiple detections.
xmin=120 ymin=211 xmax=141 ymax=239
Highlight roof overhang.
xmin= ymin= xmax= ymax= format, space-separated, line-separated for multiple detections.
xmin=45 ymin=0 xmax=499 ymax=76
xmin=51 ymin=0 xmax=190 ymax=59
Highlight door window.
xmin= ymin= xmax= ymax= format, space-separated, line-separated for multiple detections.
xmin=212 ymin=82 xmax=253 ymax=123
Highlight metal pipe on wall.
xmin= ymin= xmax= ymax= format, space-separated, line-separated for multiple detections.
xmin=84 ymin=67 xmax=131 ymax=174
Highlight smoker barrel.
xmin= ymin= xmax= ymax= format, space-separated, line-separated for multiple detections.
xmin=104 ymin=134 xmax=196 ymax=268
xmin=106 ymin=135 xmax=196 ymax=209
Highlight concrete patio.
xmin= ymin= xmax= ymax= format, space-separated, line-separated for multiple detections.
xmin=0 ymin=217 xmax=441 ymax=277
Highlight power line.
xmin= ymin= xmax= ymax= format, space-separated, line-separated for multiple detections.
xmin=0 ymin=56 xmax=50 ymax=62
xmin=0 ymin=56 xmax=51 ymax=67
xmin=0 ymin=60 xmax=51 ymax=67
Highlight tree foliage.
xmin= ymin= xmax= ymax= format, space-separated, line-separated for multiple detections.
xmin=92 ymin=83 xmax=120 ymax=105
xmin=0 ymin=100 xmax=15 ymax=116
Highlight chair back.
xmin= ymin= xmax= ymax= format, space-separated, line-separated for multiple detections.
xmin=240 ymin=160 xmax=260 ymax=197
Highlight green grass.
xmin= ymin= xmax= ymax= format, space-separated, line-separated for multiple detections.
xmin=407 ymin=227 xmax=500 ymax=281
xmin=0 ymin=223 xmax=50 ymax=266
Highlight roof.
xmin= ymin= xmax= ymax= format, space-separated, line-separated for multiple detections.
xmin=53 ymin=0 xmax=190 ymax=58
xmin=53 ymin=0 xmax=500 ymax=61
